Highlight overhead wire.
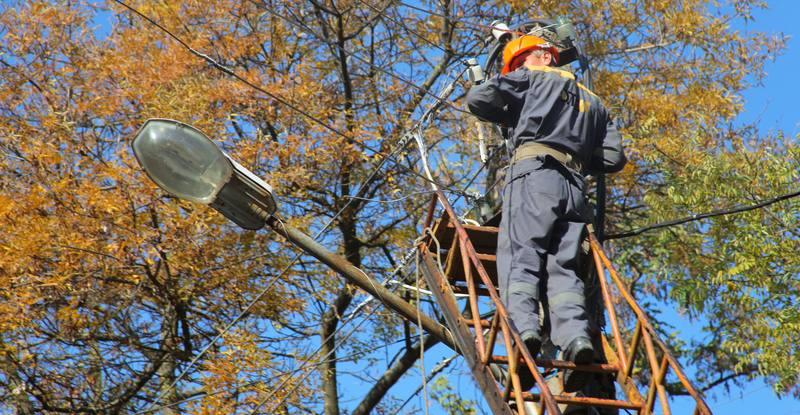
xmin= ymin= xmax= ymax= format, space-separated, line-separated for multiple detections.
xmin=136 ymin=264 xmax=417 ymax=415
xmin=389 ymin=279 xmax=469 ymax=298
xmin=415 ymin=248 xmax=431 ymax=415
xmin=113 ymin=13 xmax=537 ymax=415
xmin=352 ymin=0 xmax=500 ymax=197
xmin=131 ymin=4 xmax=460 ymax=199
xmin=136 ymin=216 xmax=411 ymax=412
xmin=389 ymin=353 xmax=459 ymax=415
xmin=112 ymin=0 xmax=445 ymax=197
xmin=140 ymin=263 xmax=291 ymax=413
xmin=254 ymin=0 xmax=479 ymax=118
xmin=112 ymin=0 xmax=458 ymax=283
xmin=245 ymin=280 xmax=414 ymax=415
xmin=249 ymin=1 xmax=505 ymax=209
xmin=134 ymin=340 xmax=386 ymax=414
xmin=116 ymin=3 xmax=771 ymax=412
xmin=118 ymin=0 xmax=489 ymax=205
xmin=342 ymin=190 xmax=438 ymax=204
xmin=710 ymin=383 xmax=769 ymax=408
xmin=605 ymin=189 xmax=800 ymax=240
xmin=121 ymin=3 xmax=800 ymax=411
xmin=394 ymin=0 xmax=528 ymax=37
xmin=111 ymin=0 xmax=351 ymax=141
xmin=353 ymin=0 xmax=485 ymax=61
xmin=134 ymin=301 xmax=395 ymax=415
xmin=111 ymin=1 xmax=496 ymax=412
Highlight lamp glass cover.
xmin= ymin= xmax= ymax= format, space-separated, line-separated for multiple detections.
xmin=132 ymin=119 xmax=232 ymax=204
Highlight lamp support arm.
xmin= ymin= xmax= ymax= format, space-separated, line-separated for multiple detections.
xmin=264 ymin=216 xmax=458 ymax=352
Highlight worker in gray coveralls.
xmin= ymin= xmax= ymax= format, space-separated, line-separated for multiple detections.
xmin=467 ymin=35 xmax=626 ymax=393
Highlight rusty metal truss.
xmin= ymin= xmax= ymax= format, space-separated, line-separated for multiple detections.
xmin=415 ymin=191 xmax=713 ymax=415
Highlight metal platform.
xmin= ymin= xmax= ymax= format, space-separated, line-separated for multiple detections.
xmin=415 ymin=191 xmax=713 ymax=415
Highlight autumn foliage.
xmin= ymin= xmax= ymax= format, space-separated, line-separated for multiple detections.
xmin=0 ymin=0 xmax=798 ymax=413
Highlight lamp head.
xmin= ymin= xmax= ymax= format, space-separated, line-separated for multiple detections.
xmin=132 ymin=118 xmax=277 ymax=230
xmin=132 ymin=119 xmax=232 ymax=204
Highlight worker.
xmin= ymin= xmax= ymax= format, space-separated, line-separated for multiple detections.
xmin=467 ymin=35 xmax=626 ymax=392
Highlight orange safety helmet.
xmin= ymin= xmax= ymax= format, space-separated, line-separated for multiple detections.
xmin=502 ymin=35 xmax=559 ymax=74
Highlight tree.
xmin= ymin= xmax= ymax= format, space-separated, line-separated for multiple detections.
xmin=0 ymin=0 xmax=797 ymax=414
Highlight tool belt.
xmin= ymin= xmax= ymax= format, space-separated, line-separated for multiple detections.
xmin=511 ymin=142 xmax=584 ymax=175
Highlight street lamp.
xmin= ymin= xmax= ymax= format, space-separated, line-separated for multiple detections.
xmin=130 ymin=117 xmax=456 ymax=351
xmin=131 ymin=118 xmax=277 ymax=230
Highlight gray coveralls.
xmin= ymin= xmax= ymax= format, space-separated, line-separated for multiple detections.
xmin=467 ymin=65 xmax=626 ymax=350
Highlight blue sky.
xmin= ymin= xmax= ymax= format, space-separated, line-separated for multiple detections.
xmin=667 ymin=2 xmax=800 ymax=414
xmin=84 ymin=1 xmax=799 ymax=413
xmin=736 ymin=1 xmax=800 ymax=137
xmin=396 ymin=2 xmax=800 ymax=414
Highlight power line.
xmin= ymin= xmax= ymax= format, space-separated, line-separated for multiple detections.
xmin=138 ymin=210 xmax=400 ymax=412
xmin=114 ymin=0 xmax=469 ymax=199
xmin=112 ymin=0 xmax=352 ymax=141
xmin=112 ymin=0 xmax=469 ymax=241
xmin=110 ymin=3 xmax=475 ymax=412
xmin=136 ymin=250 xmax=423 ymax=414
xmin=394 ymin=1 xmax=527 ymax=37
xmin=605 ymin=189 xmax=800 ymax=240
xmin=252 ymin=0 xmax=476 ymax=117
xmin=139 ymin=259 xmax=293 ymax=412
xmin=354 ymin=0 xmax=485 ymax=61
xmin=709 ymin=383 xmax=769 ymax=409
xmin=103 ymin=5 xmax=798 ymax=414
xmin=134 ymin=335 xmax=410 ymax=414
xmin=245 ymin=295 xmax=387 ymax=415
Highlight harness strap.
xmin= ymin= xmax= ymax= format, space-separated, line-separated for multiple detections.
xmin=511 ymin=142 xmax=584 ymax=175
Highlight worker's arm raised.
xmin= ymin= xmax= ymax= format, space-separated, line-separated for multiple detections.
xmin=466 ymin=77 xmax=509 ymax=124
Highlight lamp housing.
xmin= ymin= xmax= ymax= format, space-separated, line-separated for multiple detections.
xmin=132 ymin=118 xmax=277 ymax=230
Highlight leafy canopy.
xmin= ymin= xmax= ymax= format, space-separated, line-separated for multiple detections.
xmin=0 ymin=0 xmax=797 ymax=414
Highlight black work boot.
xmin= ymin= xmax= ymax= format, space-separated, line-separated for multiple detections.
xmin=516 ymin=330 xmax=542 ymax=390
xmin=562 ymin=337 xmax=594 ymax=393
xmin=520 ymin=329 xmax=542 ymax=358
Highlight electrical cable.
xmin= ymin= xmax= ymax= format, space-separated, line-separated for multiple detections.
xmin=134 ymin=338 xmax=401 ymax=415
xmin=142 ymin=275 xmax=417 ymax=414
xmin=140 ymin=265 xmax=291 ymax=413
xmin=354 ymin=0 xmax=490 ymax=64
xmin=605 ymin=189 xmax=800 ymax=240
xmin=254 ymin=0 xmax=475 ymax=116
xmin=394 ymin=1 xmax=528 ymax=37
xmin=14 ymin=5 xmax=500 ymax=415
xmin=341 ymin=190 xmax=438 ymax=204
xmin=138 ymin=0 xmax=473 ymax=199
xmin=390 ymin=313 xmax=500 ymax=415
xmin=116 ymin=0 xmax=479 ymax=207
xmin=415 ymin=250 xmax=431 ymax=415
xmin=137 ymin=197 xmax=429 ymax=414
xmin=460 ymin=141 xmax=506 ymax=198
xmin=111 ymin=2 xmax=493 ymax=412
xmin=390 ymin=353 xmax=459 ymax=415
xmin=415 ymin=131 xmax=439 ymax=192
xmin=245 ymin=295 xmax=389 ymax=415
xmin=113 ymin=0 xmax=433 ymax=194
xmin=139 ymin=211 xmax=405 ymax=412
xmin=139 ymin=216 xmax=452 ymax=415
xmin=388 ymin=279 xmax=469 ymax=298
xmin=710 ymin=383 xmax=769 ymax=408
xmin=118 ymin=4 xmax=800 ymax=412
xmin=255 ymin=0 xmax=514 ymax=211
xmin=136 ymin=280 xmax=392 ymax=415
xmin=112 ymin=0 xmax=352 ymax=142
